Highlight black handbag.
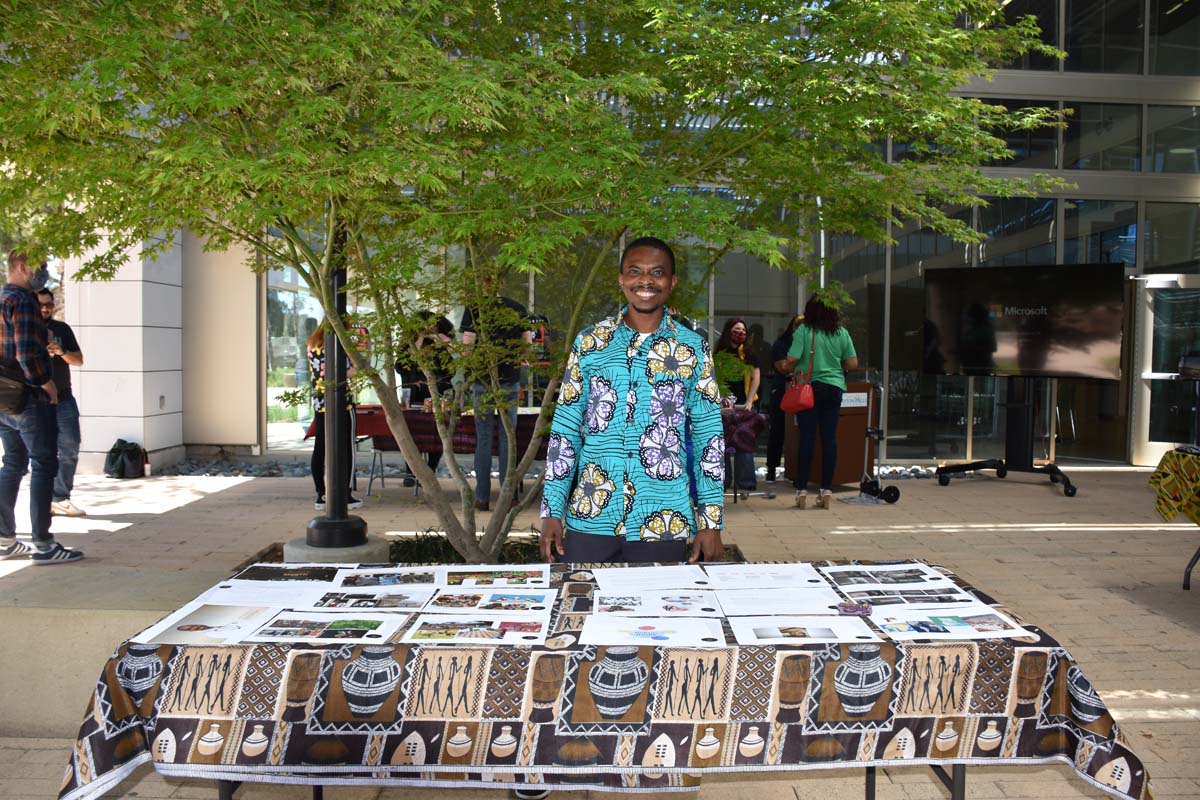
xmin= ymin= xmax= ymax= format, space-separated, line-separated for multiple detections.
xmin=0 ymin=358 xmax=30 ymax=414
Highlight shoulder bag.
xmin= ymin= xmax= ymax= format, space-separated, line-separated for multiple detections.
xmin=780 ymin=330 xmax=816 ymax=413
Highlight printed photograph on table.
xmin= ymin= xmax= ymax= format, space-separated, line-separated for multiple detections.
xmin=727 ymin=615 xmax=881 ymax=646
xmin=593 ymin=591 xmax=724 ymax=616
xmin=427 ymin=588 xmax=554 ymax=613
xmin=820 ymin=562 xmax=952 ymax=588
xmin=230 ymin=563 xmax=343 ymax=582
xmin=132 ymin=600 xmax=279 ymax=645
xmin=402 ymin=614 xmax=547 ymax=644
xmin=334 ymin=567 xmax=438 ymax=587
xmin=844 ymin=587 xmax=976 ymax=608
xmin=580 ymin=615 xmax=727 ymax=647
xmin=875 ymin=605 xmax=1031 ymax=640
xmin=442 ymin=565 xmax=550 ymax=587
xmin=246 ymin=610 xmax=408 ymax=643
xmin=308 ymin=587 xmax=436 ymax=610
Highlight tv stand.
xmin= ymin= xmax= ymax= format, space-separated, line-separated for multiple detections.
xmin=934 ymin=377 xmax=1077 ymax=497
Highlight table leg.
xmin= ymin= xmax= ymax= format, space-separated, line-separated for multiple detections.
xmin=1185 ymin=544 xmax=1200 ymax=590
xmin=864 ymin=766 xmax=876 ymax=800
xmin=930 ymin=764 xmax=966 ymax=800
xmin=216 ymin=780 xmax=240 ymax=800
xmin=313 ymin=786 xmax=324 ymax=800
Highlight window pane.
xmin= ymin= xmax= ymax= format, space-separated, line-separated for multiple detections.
xmin=887 ymin=215 xmax=971 ymax=461
xmin=266 ymin=272 xmax=324 ymax=451
xmin=1145 ymin=201 xmax=1200 ymax=272
xmin=986 ymin=100 xmax=1059 ymax=168
xmin=1066 ymin=0 xmax=1144 ymax=73
xmin=979 ymin=197 xmax=1056 ymax=267
xmin=1063 ymin=103 xmax=1141 ymax=170
xmin=1150 ymin=0 xmax=1200 ymax=75
xmin=828 ymin=233 xmax=885 ymax=371
xmin=1063 ymin=199 xmax=1138 ymax=265
xmin=1149 ymin=289 xmax=1200 ymax=443
xmin=1003 ymin=0 xmax=1059 ymax=70
xmin=1147 ymin=105 xmax=1200 ymax=173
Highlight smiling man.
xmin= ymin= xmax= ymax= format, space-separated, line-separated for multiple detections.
xmin=539 ymin=236 xmax=725 ymax=566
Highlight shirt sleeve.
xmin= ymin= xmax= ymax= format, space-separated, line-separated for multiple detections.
xmin=540 ymin=334 xmax=586 ymax=520
xmin=841 ymin=328 xmax=858 ymax=360
xmin=689 ymin=344 xmax=725 ymax=531
xmin=12 ymin=295 xmax=51 ymax=386
xmin=787 ymin=326 xmax=812 ymax=371
xmin=58 ymin=322 xmax=81 ymax=355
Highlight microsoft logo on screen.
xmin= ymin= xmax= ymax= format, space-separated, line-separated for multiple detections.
xmin=989 ymin=304 xmax=1048 ymax=318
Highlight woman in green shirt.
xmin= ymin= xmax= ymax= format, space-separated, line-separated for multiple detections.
xmin=778 ymin=297 xmax=858 ymax=509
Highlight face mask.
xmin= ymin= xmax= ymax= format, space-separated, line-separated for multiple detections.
xmin=28 ymin=267 xmax=50 ymax=293
xmin=730 ymin=330 xmax=747 ymax=345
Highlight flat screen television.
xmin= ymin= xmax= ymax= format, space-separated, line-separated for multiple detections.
xmin=923 ymin=263 xmax=1125 ymax=380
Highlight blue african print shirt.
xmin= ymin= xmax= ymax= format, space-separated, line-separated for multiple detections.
xmin=541 ymin=308 xmax=726 ymax=541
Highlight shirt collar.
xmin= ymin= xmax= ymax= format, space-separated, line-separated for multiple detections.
xmin=618 ymin=305 xmax=677 ymax=338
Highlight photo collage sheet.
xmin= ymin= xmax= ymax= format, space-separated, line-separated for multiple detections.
xmin=132 ymin=563 xmax=554 ymax=647
xmin=132 ymin=560 xmax=1031 ymax=650
xmin=581 ymin=561 xmax=1032 ymax=647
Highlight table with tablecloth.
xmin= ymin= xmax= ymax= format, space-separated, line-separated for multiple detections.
xmin=1149 ymin=447 xmax=1200 ymax=588
xmin=306 ymin=405 xmax=550 ymax=459
xmin=60 ymin=561 xmax=1151 ymax=800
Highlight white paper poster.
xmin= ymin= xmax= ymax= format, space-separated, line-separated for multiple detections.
xmin=442 ymin=565 xmax=550 ymax=587
xmin=196 ymin=580 xmax=329 ymax=607
xmin=305 ymin=586 xmax=437 ymax=611
xmin=132 ymin=600 xmax=280 ymax=645
xmin=593 ymin=590 xmax=724 ymax=617
xmin=727 ymin=615 xmax=881 ymax=646
xmin=333 ymin=566 xmax=440 ymax=588
xmin=425 ymin=588 xmax=555 ymax=614
xmin=873 ymin=605 xmax=1032 ymax=641
xmin=841 ymin=586 xmax=977 ymax=609
xmin=702 ymin=562 xmax=829 ymax=590
xmin=579 ymin=615 xmax=727 ymax=647
xmin=245 ymin=610 xmax=409 ymax=644
xmin=592 ymin=564 xmax=711 ymax=593
xmin=714 ymin=587 xmax=845 ymax=616
xmin=820 ymin=562 xmax=953 ymax=589
xmin=402 ymin=614 xmax=547 ymax=645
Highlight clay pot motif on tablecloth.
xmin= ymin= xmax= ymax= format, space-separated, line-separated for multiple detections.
xmin=776 ymin=655 xmax=810 ymax=722
xmin=115 ymin=644 xmax=163 ymax=708
xmin=340 ymin=647 xmax=401 ymax=717
xmin=695 ymin=727 xmax=721 ymax=760
xmin=587 ymin=647 xmax=649 ymax=720
xmin=1065 ymin=665 xmax=1106 ymax=724
xmin=197 ymin=724 xmax=225 ymax=756
xmin=491 ymin=725 xmax=518 ymax=758
xmin=285 ymin=653 xmax=323 ymax=712
xmin=1014 ymin=651 xmax=1048 ymax=711
xmin=832 ymin=644 xmax=892 ymax=717
xmin=241 ymin=724 xmax=269 ymax=758
xmin=531 ymin=654 xmax=566 ymax=721
xmin=738 ymin=726 xmax=764 ymax=758
xmin=446 ymin=725 xmax=473 ymax=757
xmin=934 ymin=721 xmax=959 ymax=752
xmin=976 ymin=720 xmax=1002 ymax=752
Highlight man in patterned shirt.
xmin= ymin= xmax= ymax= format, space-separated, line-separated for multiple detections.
xmin=539 ymin=237 xmax=725 ymax=564
xmin=0 ymin=251 xmax=83 ymax=564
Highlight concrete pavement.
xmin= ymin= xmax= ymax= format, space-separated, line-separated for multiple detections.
xmin=0 ymin=467 xmax=1196 ymax=799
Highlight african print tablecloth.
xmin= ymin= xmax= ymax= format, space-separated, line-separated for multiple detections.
xmin=1150 ymin=448 xmax=1200 ymax=527
xmin=60 ymin=561 xmax=1151 ymax=800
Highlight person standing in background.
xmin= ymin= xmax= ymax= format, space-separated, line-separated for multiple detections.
xmin=714 ymin=317 xmax=760 ymax=491
xmin=0 ymin=251 xmax=81 ymax=564
xmin=395 ymin=311 xmax=455 ymax=486
xmin=307 ymin=319 xmax=362 ymax=512
xmin=37 ymin=289 xmax=86 ymax=517
xmin=779 ymin=297 xmax=858 ymax=510
xmin=766 ymin=314 xmax=804 ymax=483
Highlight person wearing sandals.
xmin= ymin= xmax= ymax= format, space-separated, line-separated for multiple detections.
xmin=778 ymin=296 xmax=857 ymax=510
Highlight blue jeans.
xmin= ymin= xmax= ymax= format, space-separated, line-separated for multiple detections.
xmin=53 ymin=395 xmax=81 ymax=502
xmin=793 ymin=381 xmax=843 ymax=492
xmin=0 ymin=396 xmax=59 ymax=546
xmin=471 ymin=382 xmax=519 ymax=504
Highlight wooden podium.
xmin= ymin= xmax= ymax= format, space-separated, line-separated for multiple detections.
xmin=783 ymin=381 xmax=875 ymax=487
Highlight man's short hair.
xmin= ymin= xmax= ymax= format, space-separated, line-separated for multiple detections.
xmin=37 ymin=288 xmax=54 ymax=302
xmin=621 ymin=236 xmax=675 ymax=275
xmin=7 ymin=251 xmax=28 ymax=271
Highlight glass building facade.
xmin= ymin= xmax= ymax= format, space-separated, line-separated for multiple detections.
xmin=264 ymin=0 xmax=1200 ymax=464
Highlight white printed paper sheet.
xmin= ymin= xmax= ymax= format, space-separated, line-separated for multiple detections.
xmin=702 ymin=562 xmax=829 ymax=590
xmin=714 ymin=587 xmax=845 ymax=616
xmin=820 ymin=562 xmax=954 ymax=590
xmin=579 ymin=615 xmax=727 ymax=647
xmin=727 ymin=615 xmax=881 ymax=646
xmin=245 ymin=610 xmax=409 ymax=644
xmin=441 ymin=565 xmax=550 ymax=588
xmin=840 ymin=585 xmax=978 ymax=609
xmin=333 ymin=566 xmax=440 ymax=588
xmin=132 ymin=600 xmax=281 ymax=645
xmin=304 ymin=586 xmax=438 ymax=611
xmin=873 ymin=605 xmax=1032 ymax=641
xmin=425 ymin=588 xmax=556 ymax=614
xmin=402 ymin=613 xmax=547 ymax=645
xmin=593 ymin=590 xmax=724 ymax=617
xmin=591 ymin=564 xmax=711 ymax=593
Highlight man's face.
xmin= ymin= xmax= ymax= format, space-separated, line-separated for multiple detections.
xmin=37 ymin=294 xmax=53 ymax=319
xmin=619 ymin=246 xmax=676 ymax=316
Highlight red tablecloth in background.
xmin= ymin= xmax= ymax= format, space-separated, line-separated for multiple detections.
xmin=306 ymin=405 xmax=548 ymax=459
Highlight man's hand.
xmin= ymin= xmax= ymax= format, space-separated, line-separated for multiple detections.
xmin=41 ymin=381 xmax=58 ymax=405
xmin=689 ymin=528 xmax=723 ymax=563
xmin=540 ymin=517 xmax=565 ymax=563
xmin=47 ymin=340 xmax=63 ymax=357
